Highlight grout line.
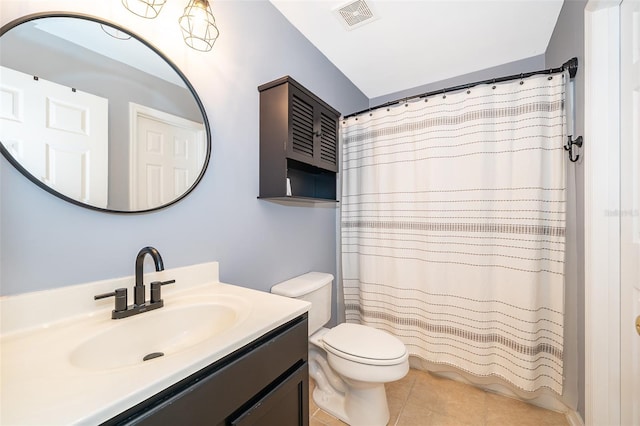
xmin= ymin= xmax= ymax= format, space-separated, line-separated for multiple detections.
xmin=482 ymin=388 xmax=489 ymax=426
xmin=393 ymin=374 xmax=418 ymax=426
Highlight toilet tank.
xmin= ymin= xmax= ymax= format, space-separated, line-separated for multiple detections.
xmin=270 ymin=272 xmax=333 ymax=335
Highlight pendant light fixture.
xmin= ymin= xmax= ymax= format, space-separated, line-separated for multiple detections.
xmin=122 ymin=0 xmax=220 ymax=52
xmin=178 ymin=0 xmax=220 ymax=52
xmin=121 ymin=0 xmax=166 ymax=19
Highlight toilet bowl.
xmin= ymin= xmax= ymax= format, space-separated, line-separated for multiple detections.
xmin=271 ymin=272 xmax=409 ymax=426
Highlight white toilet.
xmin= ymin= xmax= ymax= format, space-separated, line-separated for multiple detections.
xmin=271 ymin=272 xmax=409 ymax=426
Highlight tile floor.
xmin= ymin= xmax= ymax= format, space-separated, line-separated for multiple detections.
xmin=309 ymin=368 xmax=569 ymax=426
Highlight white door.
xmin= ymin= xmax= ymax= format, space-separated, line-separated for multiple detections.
xmin=129 ymin=103 xmax=205 ymax=210
xmin=0 ymin=66 xmax=109 ymax=208
xmin=620 ymin=0 xmax=640 ymax=424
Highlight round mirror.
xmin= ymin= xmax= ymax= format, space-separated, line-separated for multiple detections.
xmin=0 ymin=13 xmax=211 ymax=213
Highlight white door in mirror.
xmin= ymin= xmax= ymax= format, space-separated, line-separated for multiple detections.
xmin=0 ymin=66 xmax=108 ymax=207
xmin=129 ymin=103 xmax=205 ymax=210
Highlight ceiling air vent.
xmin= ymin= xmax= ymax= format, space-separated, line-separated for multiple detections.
xmin=334 ymin=0 xmax=378 ymax=31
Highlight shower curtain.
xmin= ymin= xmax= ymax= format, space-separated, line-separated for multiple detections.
xmin=340 ymin=72 xmax=566 ymax=394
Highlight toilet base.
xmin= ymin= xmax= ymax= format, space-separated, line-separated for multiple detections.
xmin=313 ymin=380 xmax=390 ymax=426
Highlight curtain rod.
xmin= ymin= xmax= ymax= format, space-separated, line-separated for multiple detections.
xmin=343 ymin=57 xmax=578 ymax=120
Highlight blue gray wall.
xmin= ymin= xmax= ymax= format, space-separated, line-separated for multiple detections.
xmin=545 ymin=0 xmax=587 ymax=420
xmin=369 ymin=54 xmax=546 ymax=107
xmin=0 ymin=0 xmax=368 ymax=332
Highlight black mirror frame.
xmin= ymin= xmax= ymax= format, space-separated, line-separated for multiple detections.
xmin=0 ymin=12 xmax=212 ymax=214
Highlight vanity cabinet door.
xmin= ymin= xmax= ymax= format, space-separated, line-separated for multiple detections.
xmin=229 ymin=363 xmax=308 ymax=426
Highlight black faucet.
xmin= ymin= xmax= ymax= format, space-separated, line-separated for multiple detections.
xmin=95 ymin=246 xmax=175 ymax=319
xmin=135 ymin=246 xmax=165 ymax=306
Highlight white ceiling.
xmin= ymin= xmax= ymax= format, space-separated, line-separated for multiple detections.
xmin=269 ymin=0 xmax=564 ymax=99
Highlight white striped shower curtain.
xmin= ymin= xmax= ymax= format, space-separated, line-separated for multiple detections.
xmin=341 ymin=72 xmax=566 ymax=394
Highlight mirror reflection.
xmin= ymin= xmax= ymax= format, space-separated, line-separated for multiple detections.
xmin=0 ymin=15 xmax=210 ymax=212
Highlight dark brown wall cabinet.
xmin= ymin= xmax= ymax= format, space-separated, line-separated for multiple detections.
xmin=258 ymin=76 xmax=340 ymax=203
xmin=102 ymin=315 xmax=309 ymax=426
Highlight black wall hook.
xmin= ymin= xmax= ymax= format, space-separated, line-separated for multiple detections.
xmin=564 ymin=135 xmax=583 ymax=162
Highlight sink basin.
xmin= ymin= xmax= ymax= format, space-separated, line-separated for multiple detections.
xmin=69 ymin=295 xmax=251 ymax=370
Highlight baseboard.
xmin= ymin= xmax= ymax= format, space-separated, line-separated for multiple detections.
xmin=565 ymin=409 xmax=584 ymax=426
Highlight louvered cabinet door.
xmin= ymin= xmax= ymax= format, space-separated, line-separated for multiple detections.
xmin=287 ymin=85 xmax=339 ymax=173
xmin=316 ymin=106 xmax=338 ymax=172
xmin=287 ymin=89 xmax=316 ymax=165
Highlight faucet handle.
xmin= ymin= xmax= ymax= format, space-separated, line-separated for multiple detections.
xmin=150 ymin=280 xmax=175 ymax=304
xmin=94 ymin=288 xmax=128 ymax=312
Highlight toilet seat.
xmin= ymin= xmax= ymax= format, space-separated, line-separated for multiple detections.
xmin=322 ymin=323 xmax=408 ymax=366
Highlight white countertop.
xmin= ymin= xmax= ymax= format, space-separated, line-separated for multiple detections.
xmin=0 ymin=262 xmax=310 ymax=425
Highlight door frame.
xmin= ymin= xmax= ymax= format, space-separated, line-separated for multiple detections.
xmin=584 ymin=1 xmax=622 ymax=425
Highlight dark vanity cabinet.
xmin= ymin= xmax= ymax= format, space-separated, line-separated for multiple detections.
xmin=258 ymin=76 xmax=340 ymax=202
xmin=103 ymin=315 xmax=309 ymax=426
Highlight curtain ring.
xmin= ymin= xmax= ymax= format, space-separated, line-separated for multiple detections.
xmin=519 ymin=73 xmax=524 ymax=85
xmin=492 ymin=79 xmax=496 ymax=90
xmin=442 ymin=89 xmax=446 ymax=99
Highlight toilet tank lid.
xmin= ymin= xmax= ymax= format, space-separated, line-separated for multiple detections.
xmin=271 ymin=272 xmax=334 ymax=297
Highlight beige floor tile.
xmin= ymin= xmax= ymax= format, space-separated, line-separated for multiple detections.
xmin=309 ymin=368 xmax=567 ymax=426
xmin=544 ymin=412 xmax=571 ymax=426
xmin=485 ymin=392 xmax=569 ymax=426
xmin=442 ymin=383 xmax=486 ymax=425
xmin=386 ymin=368 xmax=417 ymax=401
xmin=386 ymin=369 xmax=417 ymax=425
xmin=387 ymin=392 xmax=409 ymax=426
xmin=407 ymin=372 xmax=486 ymax=426
xmin=395 ymin=397 xmax=433 ymax=426
xmin=313 ymin=408 xmax=349 ymax=426
xmin=429 ymin=410 xmax=484 ymax=426
xmin=310 ymin=417 xmax=328 ymax=426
